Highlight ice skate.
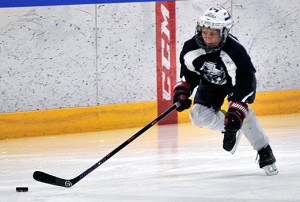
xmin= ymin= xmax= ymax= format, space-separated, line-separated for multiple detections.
xmin=229 ymin=130 xmax=242 ymax=154
xmin=257 ymin=145 xmax=278 ymax=176
xmin=223 ymin=130 xmax=242 ymax=154
xmin=223 ymin=131 xmax=236 ymax=152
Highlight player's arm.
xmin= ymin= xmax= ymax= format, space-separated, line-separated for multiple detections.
xmin=173 ymin=49 xmax=201 ymax=112
xmin=225 ymin=49 xmax=256 ymax=132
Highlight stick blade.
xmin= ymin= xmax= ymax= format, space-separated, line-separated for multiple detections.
xmin=33 ymin=171 xmax=73 ymax=188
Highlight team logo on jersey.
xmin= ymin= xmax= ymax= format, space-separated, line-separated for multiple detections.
xmin=200 ymin=61 xmax=227 ymax=85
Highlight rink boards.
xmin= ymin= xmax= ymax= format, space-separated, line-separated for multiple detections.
xmin=1 ymin=89 xmax=300 ymax=140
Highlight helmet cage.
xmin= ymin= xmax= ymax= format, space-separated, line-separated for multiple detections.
xmin=195 ymin=24 xmax=229 ymax=53
xmin=195 ymin=7 xmax=233 ymax=53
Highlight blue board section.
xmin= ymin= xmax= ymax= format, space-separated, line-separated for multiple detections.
xmin=0 ymin=0 xmax=173 ymax=8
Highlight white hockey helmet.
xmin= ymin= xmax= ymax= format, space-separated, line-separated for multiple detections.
xmin=195 ymin=7 xmax=233 ymax=53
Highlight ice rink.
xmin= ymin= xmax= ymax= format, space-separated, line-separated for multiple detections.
xmin=1 ymin=113 xmax=300 ymax=201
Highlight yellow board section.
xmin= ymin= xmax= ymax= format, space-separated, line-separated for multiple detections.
xmin=251 ymin=90 xmax=300 ymax=116
xmin=0 ymin=101 xmax=157 ymax=140
xmin=1 ymin=89 xmax=300 ymax=140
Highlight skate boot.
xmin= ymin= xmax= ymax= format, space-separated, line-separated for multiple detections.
xmin=257 ymin=145 xmax=278 ymax=176
xmin=223 ymin=131 xmax=236 ymax=152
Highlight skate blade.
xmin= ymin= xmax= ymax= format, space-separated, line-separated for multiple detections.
xmin=230 ymin=130 xmax=242 ymax=155
xmin=263 ymin=163 xmax=279 ymax=176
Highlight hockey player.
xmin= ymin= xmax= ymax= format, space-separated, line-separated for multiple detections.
xmin=173 ymin=7 xmax=278 ymax=175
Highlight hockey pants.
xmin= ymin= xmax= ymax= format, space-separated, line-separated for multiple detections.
xmin=190 ymin=103 xmax=269 ymax=151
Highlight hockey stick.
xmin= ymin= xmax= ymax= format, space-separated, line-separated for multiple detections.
xmin=33 ymin=102 xmax=180 ymax=188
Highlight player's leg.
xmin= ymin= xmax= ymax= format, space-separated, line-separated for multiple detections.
xmin=241 ymin=108 xmax=269 ymax=150
xmin=241 ymin=108 xmax=278 ymax=175
xmin=190 ymin=103 xmax=225 ymax=131
xmin=190 ymin=84 xmax=227 ymax=131
xmin=190 ymin=103 xmax=241 ymax=153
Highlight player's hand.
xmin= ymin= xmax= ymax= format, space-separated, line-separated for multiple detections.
xmin=173 ymin=81 xmax=192 ymax=112
xmin=224 ymin=101 xmax=248 ymax=132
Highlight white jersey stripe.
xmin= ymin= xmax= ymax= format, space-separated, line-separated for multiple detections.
xmin=220 ymin=50 xmax=237 ymax=86
xmin=242 ymin=91 xmax=254 ymax=102
xmin=183 ymin=48 xmax=206 ymax=75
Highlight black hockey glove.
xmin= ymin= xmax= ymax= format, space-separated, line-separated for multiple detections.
xmin=173 ymin=81 xmax=192 ymax=112
xmin=224 ymin=101 xmax=248 ymax=133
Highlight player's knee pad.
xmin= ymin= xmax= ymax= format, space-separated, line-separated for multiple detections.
xmin=190 ymin=104 xmax=217 ymax=129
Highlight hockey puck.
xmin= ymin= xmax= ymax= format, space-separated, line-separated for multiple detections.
xmin=16 ymin=187 xmax=28 ymax=192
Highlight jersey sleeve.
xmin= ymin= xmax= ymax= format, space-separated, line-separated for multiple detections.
xmin=224 ymin=38 xmax=257 ymax=103
xmin=179 ymin=40 xmax=202 ymax=92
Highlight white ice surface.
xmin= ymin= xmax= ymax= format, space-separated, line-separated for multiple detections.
xmin=1 ymin=113 xmax=300 ymax=201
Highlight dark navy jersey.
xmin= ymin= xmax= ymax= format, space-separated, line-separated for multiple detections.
xmin=179 ymin=34 xmax=256 ymax=104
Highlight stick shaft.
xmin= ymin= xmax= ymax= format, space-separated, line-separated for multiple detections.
xmin=34 ymin=102 xmax=179 ymax=187
xmin=75 ymin=102 xmax=178 ymax=182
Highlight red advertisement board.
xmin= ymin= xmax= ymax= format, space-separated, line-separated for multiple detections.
xmin=156 ymin=1 xmax=177 ymax=125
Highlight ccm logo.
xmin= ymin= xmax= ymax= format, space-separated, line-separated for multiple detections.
xmin=160 ymin=4 xmax=171 ymax=100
